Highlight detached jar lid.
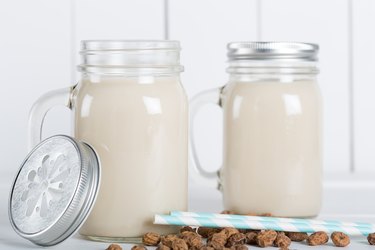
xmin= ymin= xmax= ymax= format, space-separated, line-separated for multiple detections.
xmin=9 ymin=135 xmax=100 ymax=246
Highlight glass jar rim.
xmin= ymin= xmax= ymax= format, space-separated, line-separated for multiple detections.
xmin=80 ymin=40 xmax=181 ymax=52
xmin=78 ymin=40 xmax=183 ymax=75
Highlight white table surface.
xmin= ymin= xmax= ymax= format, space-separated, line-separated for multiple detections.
xmin=1 ymin=174 xmax=375 ymax=250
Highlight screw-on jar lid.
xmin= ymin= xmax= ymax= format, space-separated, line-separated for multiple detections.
xmin=227 ymin=42 xmax=319 ymax=62
xmin=9 ymin=135 xmax=100 ymax=246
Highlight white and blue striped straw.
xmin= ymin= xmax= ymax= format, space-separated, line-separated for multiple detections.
xmin=154 ymin=213 xmax=375 ymax=236
xmin=171 ymin=211 xmax=374 ymax=229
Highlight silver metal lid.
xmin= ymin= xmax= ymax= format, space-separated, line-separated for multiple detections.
xmin=227 ymin=42 xmax=319 ymax=61
xmin=9 ymin=135 xmax=100 ymax=246
xmin=78 ymin=40 xmax=184 ymax=75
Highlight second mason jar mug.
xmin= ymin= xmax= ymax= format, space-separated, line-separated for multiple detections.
xmin=28 ymin=40 xmax=188 ymax=241
xmin=190 ymin=42 xmax=322 ymax=217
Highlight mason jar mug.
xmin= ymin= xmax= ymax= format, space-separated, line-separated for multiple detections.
xmin=28 ymin=40 xmax=188 ymax=241
xmin=190 ymin=42 xmax=322 ymax=217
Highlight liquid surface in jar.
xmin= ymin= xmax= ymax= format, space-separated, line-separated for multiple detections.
xmin=221 ymin=79 xmax=322 ymax=217
xmin=75 ymin=75 xmax=188 ymax=238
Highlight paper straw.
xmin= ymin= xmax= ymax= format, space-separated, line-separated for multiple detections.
xmin=154 ymin=214 xmax=373 ymax=236
xmin=171 ymin=211 xmax=375 ymax=229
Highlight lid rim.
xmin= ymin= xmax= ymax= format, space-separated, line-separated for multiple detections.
xmin=9 ymin=135 xmax=100 ymax=246
xmin=227 ymin=42 xmax=319 ymax=62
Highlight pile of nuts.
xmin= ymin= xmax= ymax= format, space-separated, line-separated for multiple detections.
xmin=105 ymin=211 xmax=375 ymax=250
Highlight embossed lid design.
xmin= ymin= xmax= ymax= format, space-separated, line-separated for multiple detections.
xmin=9 ymin=135 xmax=100 ymax=246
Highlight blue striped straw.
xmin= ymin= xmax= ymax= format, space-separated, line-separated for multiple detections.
xmin=154 ymin=214 xmax=374 ymax=236
xmin=171 ymin=211 xmax=374 ymax=229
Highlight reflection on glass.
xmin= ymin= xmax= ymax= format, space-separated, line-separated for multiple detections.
xmin=80 ymin=95 xmax=93 ymax=118
xmin=143 ymin=96 xmax=162 ymax=115
xmin=283 ymin=94 xmax=302 ymax=116
xmin=232 ymin=96 xmax=243 ymax=119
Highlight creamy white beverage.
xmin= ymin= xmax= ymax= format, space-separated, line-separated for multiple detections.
xmin=190 ymin=42 xmax=322 ymax=218
xmin=76 ymin=75 xmax=188 ymax=238
xmin=220 ymin=79 xmax=322 ymax=217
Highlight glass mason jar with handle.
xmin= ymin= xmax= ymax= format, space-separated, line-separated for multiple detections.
xmin=190 ymin=42 xmax=322 ymax=217
xmin=28 ymin=40 xmax=188 ymax=242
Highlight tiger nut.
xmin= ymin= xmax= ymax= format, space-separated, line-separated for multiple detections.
xmin=161 ymin=234 xmax=180 ymax=248
xmin=331 ymin=232 xmax=350 ymax=247
xmin=221 ymin=210 xmax=234 ymax=214
xmin=225 ymin=233 xmax=246 ymax=247
xmin=197 ymin=227 xmax=221 ymax=238
xmin=208 ymin=232 xmax=228 ymax=250
xmin=142 ymin=232 xmax=161 ymax=246
xmin=156 ymin=244 xmax=171 ymax=250
xmin=368 ymin=233 xmax=375 ymax=245
xmin=245 ymin=231 xmax=258 ymax=245
xmin=230 ymin=245 xmax=248 ymax=250
xmin=171 ymin=238 xmax=188 ymax=250
xmin=106 ymin=244 xmax=122 ymax=250
xmin=307 ymin=231 xmax=329 ymax=246
xmin=180 ymin=231 xmax=202 ymax=248
xmin=221 ymin=228 xmax=240 ymax=239
xmin=180 ymin=226 xmax=196 ymax=233
xmin=131 ymin=245 xmax=147 ymax=250
xmin=285 ymin=232 xmax=308 ymax=242
xmin=274 ymin=233 xmax=291 ymax=248
xmin=256 ymin=230 xmax=277 ymax=247
xmin=200 ymin=246 xmax=215 ymax=250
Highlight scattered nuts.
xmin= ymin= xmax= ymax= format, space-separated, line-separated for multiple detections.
xmin=256 ymin=230 xmax=278 ymax=247
xmin=274 ymin=233 xmax=291 ymax=248
xmin=259 ymin=213 xmax=273 ymax=217
xmin=131 ymin=245 xmax=147 ymax=250
xmin=221 ymin=210 xmax=234 ymax=214
xmin=368 ymin=233 xmax=375 ymax=245
xmin=245 ymin=212 xmax=257 ymax=216
xmin=285 ymin=232 xmax=308 ymax=242
xmin=331 ymin=232 xmax=350 ymax=247
xmin=221 ymin=228 xmax=240 ymax=239
xmin=180 ymin=231 xmax=202 ymax=248
xmin=200 ymin=246 xmax=215 ymax=250
xmin=171 ymin=238 xmax=188 ymax=250
xmin=245 ymin=231 xmax=258 ymax=245
xmin=106 ymin=244 xmax=122 ymax=250
xmin=142 ymin=232 xmax=161 ymax=246
xmin=230 ymin=245 xmax=248 ymax=250
xmin=226 ymin=233 xmax=246 ymax=247
xmin=197 ymin=227 xmax=220 ymax=238
xmin=161 ymin=234 xmax=180 ymax=248
xmin=180 ymin=226 xmax=195 ymax=233
xmin=307 ymin=231 xmax=329 ymax=246
xmin=156 ymin=244 xmax=171 ymax=250
xmin=208 ymin=232 xmax=228 ymax=250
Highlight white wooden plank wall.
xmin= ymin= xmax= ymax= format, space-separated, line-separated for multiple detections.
xmin=352 ymin=0 xmax=375 ymax=173
xmin=0 ymin=0 xmax=374 ymax=179
xmin=0 ymin=0 xmax=71 ymax=178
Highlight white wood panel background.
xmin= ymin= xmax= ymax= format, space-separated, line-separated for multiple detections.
xmin=0 ymin=0 xmax=374 ymax=180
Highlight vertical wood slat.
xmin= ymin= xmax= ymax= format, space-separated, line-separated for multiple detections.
xmin=260 ymin=0 xmax=351 ymax=173
xmin=169 ymin=0 xmax=258 ymax=177
xmin=0 ymin=0 xmax=72 ymax=178
xmin=353 ymin=0 xmax=375 ymax=173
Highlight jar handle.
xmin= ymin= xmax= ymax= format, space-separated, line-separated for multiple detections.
xmin=28 ymin=86 xmax=75 ymax=149
xmin=189 ymin=87 xmax=223 ymax=189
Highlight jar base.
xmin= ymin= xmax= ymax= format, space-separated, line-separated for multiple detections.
xmin=83 ymin=235 xmax=143 ymax=244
